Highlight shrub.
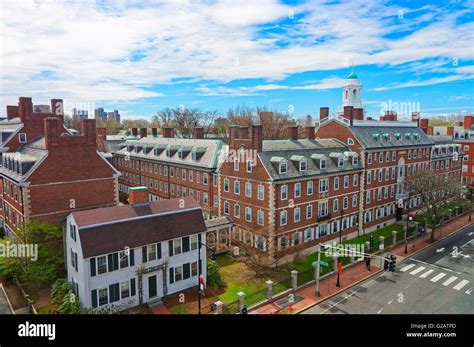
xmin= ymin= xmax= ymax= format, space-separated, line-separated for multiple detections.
xmin=206 ymin=261 xmax=226 ymax=288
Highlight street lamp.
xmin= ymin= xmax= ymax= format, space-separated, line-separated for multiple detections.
xmin=197 ymin=238 xmax=216 ymax=315
xmin=404 ymin=195 xmax=411 ymax=254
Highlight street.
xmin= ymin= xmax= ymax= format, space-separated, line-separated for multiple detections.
xmin=301 ymin=224 xmax=474 ymax=314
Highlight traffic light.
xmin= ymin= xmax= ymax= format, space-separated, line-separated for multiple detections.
xmin=389 ymin=255 xmax=397 ymax=272
xmin=384 ymin=255 xmax=390 ymax=271
xmin=240 ymin=305 xmax=248 ymax=315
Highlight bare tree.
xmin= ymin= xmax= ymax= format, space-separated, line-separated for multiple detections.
xmin=406 ymin=170 xmax=461 ymax=241
xmin=153 ymin=107 xmax=218 ymax=138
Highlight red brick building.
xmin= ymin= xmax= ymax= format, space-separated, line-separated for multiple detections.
xmin=112 ymin=127 xmax=225 ymax=219
xmin=219 ymin=123 xmax=364 ymax=263
xmin=315 ymin=107 xmax=450 ymax=233
xmin=0 ymin=97 xmax=119 ymax=236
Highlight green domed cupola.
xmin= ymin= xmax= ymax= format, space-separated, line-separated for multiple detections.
xmin=347 ymin=68 xmax=358 ymax=79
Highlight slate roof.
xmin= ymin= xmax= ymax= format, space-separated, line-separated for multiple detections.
xmin=115 ymin=137 xmax=225 ymax=169
xmin=349 ymin=125 xmax=434 ymax=149
xmin=258 ymin=139 xmax=362 ymax=181
xmin=73 ymin=197 xmax=207 ymax=258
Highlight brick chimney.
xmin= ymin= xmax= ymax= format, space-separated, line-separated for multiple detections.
xmin=128 ymin=186 xmax=149 ymax=205
xmin=18 ymin=97 xmax=33 ymax=121
xmin=194 ymin=127 xmax=204 ymax=139
xmin=228 ymin=125 xmax=239 ymax=147
xmin=343 ymin=106 xmax=354 ymax=125
xmin=367 ymin=117 xmax=373 ymax=121
xmin=140 ymin=127 xmax=147 ymax=138
xmin=353 ymin=108 xmax=364 ymax=120
xmin=288 ymin=123 xmax=298 ymax=140
xmin=464 ymin=115 xmax=474 ymax=130
xmin=427 ymin=127 xmax=433 ymax=136
xmin=305 ymin=126 xmax=315 ymax=140
xmin=163 ymin=127 xmax=174 ymax=138
xmin=251 ymin=124 xmax=263 ymax=152
xmin=419 ymin=119 xmax=429 ymax=128
xmin=6 ymin=106 xmax=19 ymax=120
xmin=240 ymin=126 xmax=249 ymax=139
xmin=384 ymin=111 xmax=398 ymax=122
xmin=320 ymin=107 xmax=329 ymax=121
xmin=151 ymin=128 xmax=158 ymax=137
xmin=447 ymin=126 xmax=454 ymax=136
xmin=411 ymin=112 xmax=420 ymax=125
xmin=44 ymin=117 xmax=61 ymax=148
xmin=50 ymin=99 xmax=64 ymax=116
xmin=131 ymin=128 xmax=138 ymax=137
xmin=80 ymin=119 xmax=97 ymax=146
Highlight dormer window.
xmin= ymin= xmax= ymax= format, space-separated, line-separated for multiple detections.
xmin=19 ymin=133 xmax=27 ymax=143
xmin=299 ymin=160 xmax=307 ymax=172
xmin=414 ymin=133 xmax=420 ymax=140
xmin=279 ymin=161 xmax=288 ymax=175
xmin=348 ymin=138 xmax=354 ymax=145
xmin=178 ymin=149 xmax=183 ymax=159
xmin=338 ymin=157 xmax=344 ymax=167
xmin=394 ymin=133 xmax=401 ymax=140
xmin=246 ymin=160 xmax=252 ymax=173
xmin=320 ymin=159 xmax=327 ymax=170
xmin=372 ymin=134 xmax=380 ymax=142
xmin=166 ymin=149 xmax=171 ymax=157
xmin=352 ymin=156 xmax=358 ymax=165
xmin=191 ymin=150 xmax=197 ymax=161
xmin=405 ymin=133 xmax=411 ymax=140
xmin=233 ymin=159 xmax=239 ymax=171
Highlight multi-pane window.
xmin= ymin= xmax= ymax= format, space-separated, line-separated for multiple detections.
xmin=245 ymin=207 xmax=252 ymax=222
xmin=224 ymin=178 xmax=229 ymax=192
xmin=234 ymin=160 xmax=239 ymax=171
xmin=343 ymin=196 xmax=349 ymax=209
xmin=306 ymin=205 xmax=313 ymax=219
xmin=334 ymin=177 xmax=339 ymax=190
xmin=245 ymin=182 xmax=252 ymax=197
xmin=294 ymin=207 xmax=300 ymax=222
xmin=258 ymin=185 xmax=264 ymax=200
xmin=344 ymin=176 xmax=349 ymax=188
xmin=257 ymin=210 xmax=264 ymax=226
xmin=281 ymin=185 xmax=288 ymax=200
xmin=224 ymin=201 xmax=229 ymax=214
xmin=97 ymin=256 xmax=107 ymax=275
xmin=333 ymin=198 xmax=339 ymax=212
xmin=234 ymin=204 xmax=240 ymax=218
xmin=234 ymin=180 xmax=240 ymax=195
xmin=318 ymin=201 xmax=328 ymax=217
xmin=294 ymin=183 xmax=301 ymax=198
xmin=307 ymin=181 xmax=313 ymax=195
xmin=319 ymin=179 xmax=329 ymax=193
xmin=280 ymin=210 xmax=287 ymax=226
xmin=353 ymin=174 xmax=358 ymax=187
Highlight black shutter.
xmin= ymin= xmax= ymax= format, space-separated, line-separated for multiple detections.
xmin=90 ymin=258 xmax=96 ymax=277
xmin=114 ymin=283 xmax=120 ymax=302
xmin=182 ymin=237 xmax=190 ymax=253
xmin=74 ymin=253 xmax=78 ymax=271
xmin=198 ymin=234 xmax=202 ymax=244
xmin=130 ymin=249 xmax=135 ymax=266
xmin=91 ymin=289 xmax=97 ymax=308
xmin=183 ymin=263 xmax=190 ymax=279
xmin=131 ymin=278 xmax=136 ymax=296
xmin=109 ymin=284 xmax=115 ymax=302
xmin=199 ymin=259 xmax=202 ymax=274
xmin=157 ymin=243 xmax=162 ymax=259
xmin=168 ymin=241 xmax=174 ymax=256
xmin=113 ymin=253 xmax=119 ymax=271
xmin=142 ymin=246 xmax=147 ymax=263
xmin=108 ymin=254 xmax=114 ymax=272
xmin=169 ymin=267 xmax=174 ymax=284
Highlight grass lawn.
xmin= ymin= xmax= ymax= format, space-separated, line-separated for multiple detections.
xmin=35 ymin=305 xmax=51 ymax=314
xmin=287 ymin=224 xmax=404 ymax=275
xmin=414 ymin=199 xmax=468 ymax=225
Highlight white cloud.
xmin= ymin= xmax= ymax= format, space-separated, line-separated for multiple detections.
xmin=0 ymin=0 xmax=473 ymax=111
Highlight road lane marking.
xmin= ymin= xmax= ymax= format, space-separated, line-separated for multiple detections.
xmin=400 ymin=264 xmax=416 ymax=272
xmin=465 ymin=287 xmax=472 ymax=295
xmin=419 ymin=269 xmax=434 ymax=278
xmin=409 ymin=266 xmax=425 ymax=275
xmin=411 ymin=259 xmax=461 ymax=275
xmin=453 ymin=280 xmax=469 ymax=291
xmin=430 ymin=273 xmax=446 ymax=282
xmin=442 ymin=276 xmax=458 ymax=286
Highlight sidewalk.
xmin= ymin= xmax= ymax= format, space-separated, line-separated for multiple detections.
xmin=253 ymin=213 xmax=473 ymax=314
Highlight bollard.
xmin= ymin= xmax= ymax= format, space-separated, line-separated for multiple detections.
xmin=237 ymin=292 xmax=245 ymax=311
xmin=392 ymin=230 xmax=397 ymax=246
xmin=266 ymin=280 xmax=273 ymax=301
xmin=291 ymin=270 xmax=298 ymax=291
xmin=214 ymin=301 xmax=223 ymax=314
xmin=379 ymin=236 xmax=385 ymax=269
xmin=333 ymin=256 xmax=338 ymax=272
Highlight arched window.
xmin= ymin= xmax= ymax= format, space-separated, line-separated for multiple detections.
xmin=353 ymin=90 xmax=357 ymax=99
xmin=345 ymin=90 xmax=349 ymax=100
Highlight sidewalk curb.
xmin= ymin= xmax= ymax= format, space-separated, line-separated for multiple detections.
xmin=295 ymin=218 xmax=473 ymax=315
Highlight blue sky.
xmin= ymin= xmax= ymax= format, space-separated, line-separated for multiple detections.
xmin=1 ymin=0 xmax=473 ymax=120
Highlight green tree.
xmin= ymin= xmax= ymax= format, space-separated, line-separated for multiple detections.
xmin=0 ymin=221 xmax=64 ymax=289
xmin=206 ymin=261 xmax=226 ymax=287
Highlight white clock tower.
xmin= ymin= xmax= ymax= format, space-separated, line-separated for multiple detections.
xmin=342 ymin=68 xmax=362 ymax=109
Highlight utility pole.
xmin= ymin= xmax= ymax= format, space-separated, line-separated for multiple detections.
xmin=404 ymin=195 xmax=410 ymax=254
xmin=339 ymin=207 xmax=344 ymax=244
xmin=316 ymin=244 xmax=322 ymax=297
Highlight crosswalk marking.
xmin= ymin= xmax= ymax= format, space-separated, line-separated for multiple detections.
xmin=400 ymin=264 xmax=416 ymax=272
xmin=453 ymin=280 xmax=469 ymax=291
xmin=419 ymin=269 xmax=434 ymax=278
xmin=409 ymin=266 xmax=425 ymax=275
xmin=430 ymin=273 xmax=446 ymax=282
xmin=442 ymin=276 xmax=458 ymax=286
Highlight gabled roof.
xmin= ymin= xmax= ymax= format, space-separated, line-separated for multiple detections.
xmin=72 ymin=197 xmax=206 ymax=258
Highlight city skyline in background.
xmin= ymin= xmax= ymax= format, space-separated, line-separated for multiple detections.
xmin=1 ymin=0 xmax=473 ymax=120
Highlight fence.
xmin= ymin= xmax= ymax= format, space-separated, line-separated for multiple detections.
xmin=12 ymin=275 xmax=35 ymax=314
